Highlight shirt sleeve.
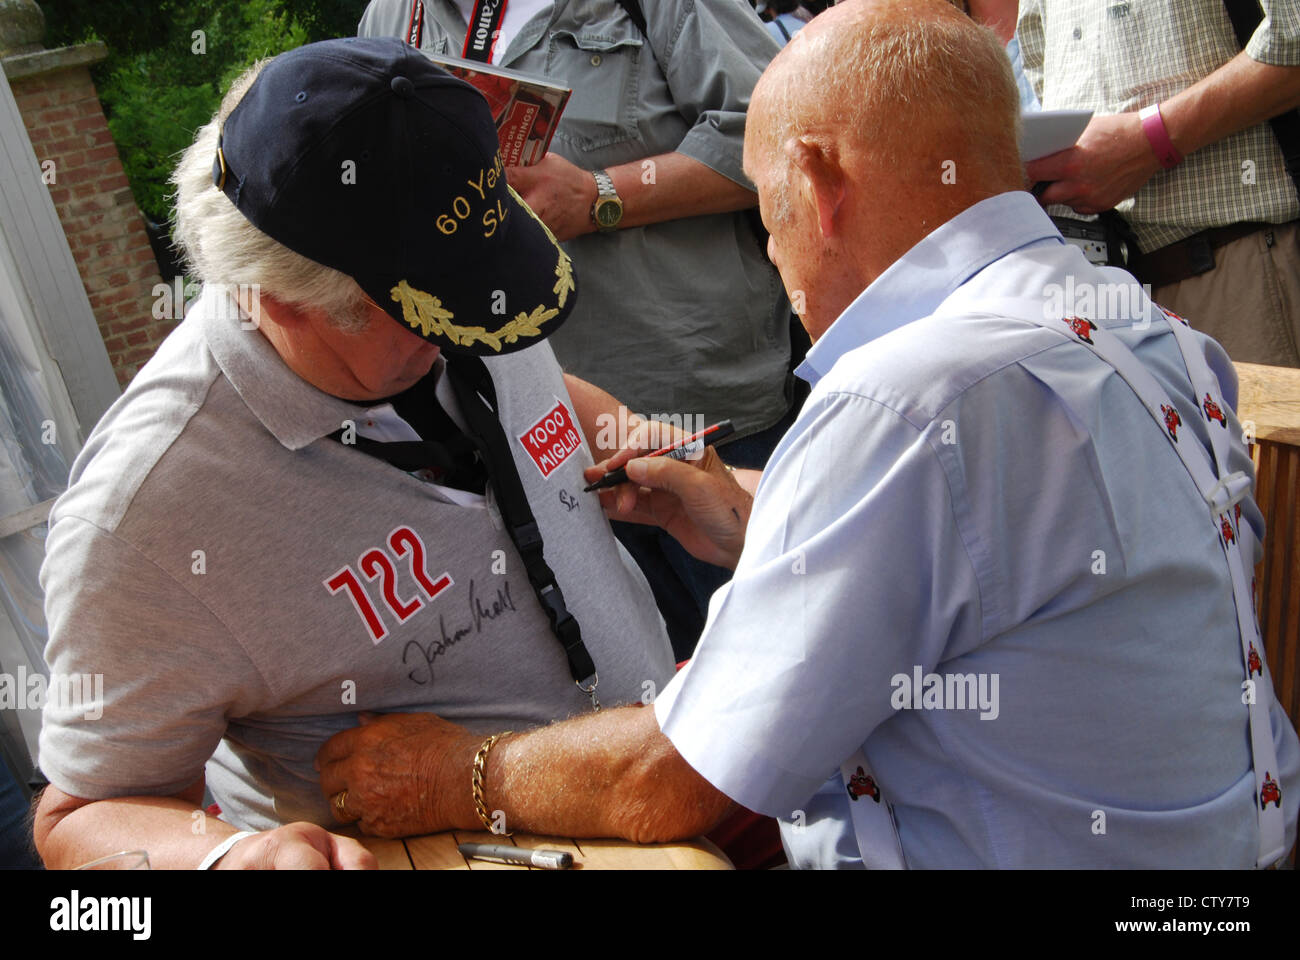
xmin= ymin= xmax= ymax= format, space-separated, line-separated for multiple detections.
xmin=37 ymin=515 xmax=272 ymax=799
xmin=1015 ymin=0 xmax=1046 ymax=105
xmin=357 ymin=0 xmax=408 ymax=39
xmin=654 ymin=390 xmax=983 ymax=818
xmin=648 ymin=0 xmax=781 ymax=188
xmin=1248 ymin=1 xmax=1300 ymax=66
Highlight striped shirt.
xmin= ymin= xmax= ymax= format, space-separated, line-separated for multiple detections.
xmin=1017 ymin=0 xmax=1300 ymax=252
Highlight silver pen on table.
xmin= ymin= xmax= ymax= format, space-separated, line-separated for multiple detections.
xmin=457 ymin=842 xmax=574 ymax=870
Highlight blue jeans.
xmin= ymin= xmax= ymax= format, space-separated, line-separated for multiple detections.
xmin=0 ymin=758 xmax=40 ymax=868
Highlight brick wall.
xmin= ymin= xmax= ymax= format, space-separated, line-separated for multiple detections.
xmin=11 ymin=66 xmax=169 ymax=387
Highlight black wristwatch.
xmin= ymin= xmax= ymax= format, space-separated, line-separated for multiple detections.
xmin=590 ymin=169 xmax=624 ymax=232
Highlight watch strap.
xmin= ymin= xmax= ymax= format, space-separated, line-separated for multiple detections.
xmin=592 ymin=168 xmax=617 ymax=199
xmin=591 ymin=169 xmax=622 ymax=232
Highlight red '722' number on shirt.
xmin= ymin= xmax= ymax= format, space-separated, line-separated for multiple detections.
xmin=323 ymin=525 xmax=453 ymax=644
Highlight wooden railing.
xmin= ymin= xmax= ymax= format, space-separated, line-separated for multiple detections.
xmin=1235 ymin=362 xmax=1299 ymax=867
xmin=1236 ymin=363 xmax=1300 ymax=732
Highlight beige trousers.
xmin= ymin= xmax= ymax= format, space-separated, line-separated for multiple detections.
xmin=1153 ymin=221 xmax=1300 ymax=368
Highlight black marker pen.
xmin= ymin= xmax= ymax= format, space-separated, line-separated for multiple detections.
xmin=584 ymin=419 xmax=735 ymax=492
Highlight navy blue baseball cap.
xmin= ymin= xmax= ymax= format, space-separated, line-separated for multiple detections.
xmin=213 ymin=37 xmax=576 ymax=355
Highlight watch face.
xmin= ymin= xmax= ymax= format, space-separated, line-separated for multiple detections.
xmin=595 ymin=198 xmax=623 ymax=229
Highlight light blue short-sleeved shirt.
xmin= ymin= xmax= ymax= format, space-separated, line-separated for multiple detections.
xmin=655 ymin=191 xmax=1300 ymax=868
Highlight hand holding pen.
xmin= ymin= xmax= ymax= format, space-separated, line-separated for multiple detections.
xmin=581 ymin=419 xmax=750 ymax=570
xmin=583 ymin=420 xmax=735 ymax=492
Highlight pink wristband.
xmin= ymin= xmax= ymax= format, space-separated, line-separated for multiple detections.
xmin=1139 ymin=103 xmax=1182 ymax=170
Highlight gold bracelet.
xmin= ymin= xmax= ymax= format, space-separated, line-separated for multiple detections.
xmin=471 ymin=731 xmax=512 ymax=835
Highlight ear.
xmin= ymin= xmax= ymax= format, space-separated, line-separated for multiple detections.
xmin=785 ymin=135 xmax=846 ymax=240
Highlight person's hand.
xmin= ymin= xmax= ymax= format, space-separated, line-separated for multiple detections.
xmin=215 ymin=822 xmax=376 ymax=869
xmin=1025 ymin=112 xmax=1162 ymax=215
xmin=315 ymin=711 xmax=481 ymax=838
xmin=584 ymin=422 xmax=751 ymax=569
xmin=506 ymin=153 xmax=599 ymax=241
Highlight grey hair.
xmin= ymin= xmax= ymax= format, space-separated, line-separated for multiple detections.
xmin=170 ymin=59 xmax=369 ymax=330
xmin=760 ymin=3 xmax=1022 ymax=208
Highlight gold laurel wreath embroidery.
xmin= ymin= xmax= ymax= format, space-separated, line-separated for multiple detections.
xmin=509 ymin=184 xmax=574 ymax=309
xmin=389 ymin=186 xmax=573 ymax=351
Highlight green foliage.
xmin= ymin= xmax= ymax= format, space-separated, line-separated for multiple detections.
xmin=38 ymin=0 xmax=176 ymax=53
xmin=278 ymin=0 xmax=368 ymax=39
xmin=97 ymin=70 xmax=215 ymax=224
xmin=37 ymin=0 xmax=358 ymax=224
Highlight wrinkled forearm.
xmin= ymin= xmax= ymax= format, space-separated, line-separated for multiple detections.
xmin=34 ymin=782 xmax=241 ymax=870
xmin=732 ymin=467 xmax=762 ymax=496
xmin=448 ymin=704 xmax=734 ymax=843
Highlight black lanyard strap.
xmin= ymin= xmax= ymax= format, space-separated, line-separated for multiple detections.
xmin=445 ymin=356 xmax=600 ymax=703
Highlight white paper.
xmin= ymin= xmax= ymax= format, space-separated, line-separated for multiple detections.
xmin=1020 ymin=110 xmax=1093 ymax=162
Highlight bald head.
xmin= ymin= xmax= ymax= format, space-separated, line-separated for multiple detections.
xmin=743 ymin=0 xmax=1024 ymax=338
xmin=749 ymin=0 xmax=1021 ymax=210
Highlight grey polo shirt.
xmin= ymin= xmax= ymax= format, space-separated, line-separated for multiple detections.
xmin=359 ymin=0 xmax=792 ymax=436
xmin=38 ymin=285 xmax=674 ymax=830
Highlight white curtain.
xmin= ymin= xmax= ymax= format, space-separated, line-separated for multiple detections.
xmin=0 ymin=292 xmax=68 ymax=779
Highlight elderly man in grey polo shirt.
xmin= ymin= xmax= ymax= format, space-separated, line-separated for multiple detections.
xmin=31 ymin=38 xmax=676 ymax=870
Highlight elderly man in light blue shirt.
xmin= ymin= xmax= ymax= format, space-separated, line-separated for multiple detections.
xmin=315 ymin=0 xmax=1299 ymax=868
xmin=658 ymin=193 xmax=1297 ymax=869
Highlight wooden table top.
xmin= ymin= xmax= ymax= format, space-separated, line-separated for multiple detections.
xmin=1235 ymin=362 xmax=1300 ymax=446
xmin=344 ymin=828 xmax=734 ymax=870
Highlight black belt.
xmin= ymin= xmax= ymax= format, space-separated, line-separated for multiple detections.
xmin=1127 ymin=220 xmax=1290 ymax=289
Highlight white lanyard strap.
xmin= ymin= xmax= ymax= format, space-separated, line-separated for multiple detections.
xmin=840 ymin=751 xmax=906 ymax=869
xmin=942 ymin=296 xmax=1285 ymax=868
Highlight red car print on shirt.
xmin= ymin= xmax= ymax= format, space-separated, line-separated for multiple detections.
xmin=1203 ymin=394 xmax=1227 ymax=427
xmin=1220 ymin=514 xmax=1236 ymax=546
xmin=1248 ymin=642 xmax=1263 ymax=678
xmin=1161 ymin=404 xmax=1182 ymax=441
xmin=847 ymin=767 xmax=881 ymax=803
xmin=1065 ymin=315 xmax=1097 ymax=344
xmin=1260 ymin=772 xmax=1281 ymax=809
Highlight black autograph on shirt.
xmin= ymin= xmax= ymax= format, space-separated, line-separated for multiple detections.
xmin=401 ymin=577 xmax=517 ymax=685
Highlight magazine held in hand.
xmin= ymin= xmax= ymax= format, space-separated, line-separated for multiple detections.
xmin=422 ymin=52 xmax=571 ymax=167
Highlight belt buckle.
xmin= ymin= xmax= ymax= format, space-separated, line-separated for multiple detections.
xmin=1187 ymin=236 xmax=1215 ymax=276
